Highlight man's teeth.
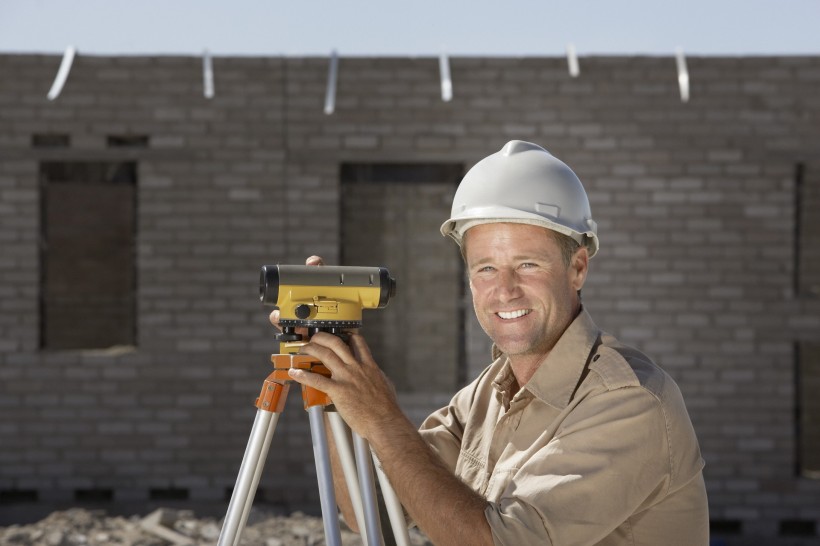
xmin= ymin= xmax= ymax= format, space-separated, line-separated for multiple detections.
xmin=497 ymin=309 xmax=531 ymax=320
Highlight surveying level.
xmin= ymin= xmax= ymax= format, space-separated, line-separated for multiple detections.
xmin=260 ymin=264 xmax=396 ymax=341
xmin=218 ymin=265 xmax=409 ymax=546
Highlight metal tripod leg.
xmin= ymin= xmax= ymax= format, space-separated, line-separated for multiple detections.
xmin=331 ymin=414 xmax=411 ymax=546
xmin=354 ymin=432 xmax=385 ymax=546
xmin=373 ymin=452 xmax=412 ymax=546
xmin=308 ymin=405 xmax=343 ymax=546
xmin=219 ymin=352 xmax=406 ymax=546
xmin=218 ymin=409 xmax=280 ymax=546
xmin=327 ymin=412 xmax=371 ymax=544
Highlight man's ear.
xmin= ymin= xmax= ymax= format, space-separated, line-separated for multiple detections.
xmin=570 ymin=246 xmax=589 ymax=292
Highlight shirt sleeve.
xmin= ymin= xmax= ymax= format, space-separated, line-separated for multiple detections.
xmin=417 ymin=364 xmax=495 ymax=472
xmin=484 ymin=384 xmax=687 ymax=546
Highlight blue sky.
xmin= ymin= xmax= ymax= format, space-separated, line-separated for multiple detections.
xmin=1 ymin=0 xmax=818 ymax=57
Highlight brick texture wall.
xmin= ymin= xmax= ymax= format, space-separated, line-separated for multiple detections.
xmin=1 ymin=53 xmax=819 ymax=543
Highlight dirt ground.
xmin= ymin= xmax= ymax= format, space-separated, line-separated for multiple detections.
xmin=0 ymin=507 xmax=433 ymax=546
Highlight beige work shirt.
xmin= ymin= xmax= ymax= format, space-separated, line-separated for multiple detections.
xmin=419 ymin=309 xmax=709 ymax=545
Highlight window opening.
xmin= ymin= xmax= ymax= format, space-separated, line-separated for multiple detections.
xmin=39 ymin=161 xmax=138 ymax=350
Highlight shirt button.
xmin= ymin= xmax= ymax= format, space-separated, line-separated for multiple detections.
xmin=593 ymin=354 xmax=600 ymax=361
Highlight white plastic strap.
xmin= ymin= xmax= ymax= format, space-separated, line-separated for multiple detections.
xmin=675 ymin=47 xmax=690 ymax=103
xmin=439 ymin=52 xmax=453 ymax=102
xmin=324 ymin=49 xmax=339 ymax=115
xmin=47 ymin=45 xmax=77 ymax=101
xmin=203 ymin=49 xmax=215 ymax=99
xmin=567 ymin=43 xmax=580 ymax=78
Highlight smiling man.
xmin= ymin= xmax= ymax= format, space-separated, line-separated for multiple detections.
xmin=286 ymin=141 xmax=709 ymax=545
xmin=463 ymin=222 xmax=587 ymax=389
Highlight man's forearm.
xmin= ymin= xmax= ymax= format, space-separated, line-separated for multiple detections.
xmin=367 ymin=412 xmax=494 ymax=546
xmin=287 ymin=332 xmax=493 ymax=545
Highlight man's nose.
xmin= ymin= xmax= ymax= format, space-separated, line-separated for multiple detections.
xmin=496 ymin=269 xmax=523 ymax=301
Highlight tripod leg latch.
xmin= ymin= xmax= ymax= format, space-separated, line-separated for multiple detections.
xmin=255 ymin=376 xmax=289 ymax=413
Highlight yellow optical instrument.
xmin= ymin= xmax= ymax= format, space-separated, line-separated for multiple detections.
xmin=259 ymin=264 xmax=397 ymax=352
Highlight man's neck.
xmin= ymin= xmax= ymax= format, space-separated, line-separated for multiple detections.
xmin=507 ymin=304 xmax=583 ymax=389
xmin=509 ymin=353 xmax=548 ymax=389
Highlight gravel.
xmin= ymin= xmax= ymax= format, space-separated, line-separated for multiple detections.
xmin=0 ymin=508 xmax=434 ymax=546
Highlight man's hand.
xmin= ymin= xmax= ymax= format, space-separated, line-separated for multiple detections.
xmin=287 ymin=332 xmax=403 ymax=441
xmin=268 ymin=254 xmax=400 ymax=439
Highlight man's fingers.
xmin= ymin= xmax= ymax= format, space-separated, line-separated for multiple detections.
xmin=288 ymin=368 xmax=332 ymax=392
xmin=305 ymin=332 xmax=353 ymax=358
xmin=301 ymin=336 xmax=352 ymax=372
xmin=269 ymin=309 xmax=280 ymax=328
xmin=349 ymin=334 xmax=375 ymax=366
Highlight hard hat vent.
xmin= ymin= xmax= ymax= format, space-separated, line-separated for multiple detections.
xmin=535 ymin=203 xmax=560 ymax=218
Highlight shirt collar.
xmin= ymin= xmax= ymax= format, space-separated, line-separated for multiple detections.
xmin=491 ymin=307 xmax=601 ymax=410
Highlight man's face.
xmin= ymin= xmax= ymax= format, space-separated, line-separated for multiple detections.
xmin=463 ymin=223 xmax=588 ymax=362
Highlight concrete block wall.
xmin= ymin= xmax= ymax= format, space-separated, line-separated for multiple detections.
xmin=1 ymin=53 xmax=819 ymax=543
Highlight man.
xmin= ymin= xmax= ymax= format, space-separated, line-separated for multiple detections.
xmin=281 ymin=141 xmax=709 ymax=545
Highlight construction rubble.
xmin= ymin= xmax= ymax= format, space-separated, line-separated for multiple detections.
xmin=0 ymin=507 xmax=434 ymax=546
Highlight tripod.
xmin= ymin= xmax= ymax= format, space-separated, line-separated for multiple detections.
xmin=217 ymin=343 xmax=411 ymax=546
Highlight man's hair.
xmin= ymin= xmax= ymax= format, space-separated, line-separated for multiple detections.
xmin=552 ymin=231 xmax=582 ymax=267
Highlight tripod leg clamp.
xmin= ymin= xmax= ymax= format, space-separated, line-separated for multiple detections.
xmin=269 ymin=354 xmax=334 ymax=410
xmin=255 ymin=373 xmax=290 ymax=413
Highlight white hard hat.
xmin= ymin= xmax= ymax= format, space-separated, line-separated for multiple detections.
xmin=440 ymin=140 xmax=599 ymax=258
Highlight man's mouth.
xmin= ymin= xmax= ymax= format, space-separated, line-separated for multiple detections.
xmin=496 ymin=309 xmax=531 ymax=320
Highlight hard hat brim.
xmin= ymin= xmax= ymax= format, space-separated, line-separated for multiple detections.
xmin=440 ymin=212 xmax=599 ymax=258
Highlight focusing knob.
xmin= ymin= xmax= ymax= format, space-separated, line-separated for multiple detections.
xmin=275 ymin=326 xmax=303 ymax=342
xmin=294 ymin=304 xmax=313 ymax=320
xmin=275 ymin=332 xmax=303 ymax=342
